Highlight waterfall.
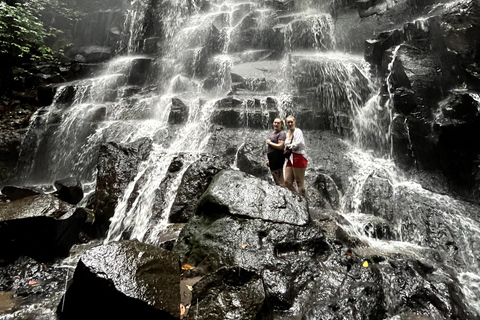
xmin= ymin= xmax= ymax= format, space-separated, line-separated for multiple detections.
xmin=8 ymin=0 xmax=480 ymax=317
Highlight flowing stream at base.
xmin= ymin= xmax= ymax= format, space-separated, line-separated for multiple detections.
xmin=3 ymin=0 xmax=480 ymax=318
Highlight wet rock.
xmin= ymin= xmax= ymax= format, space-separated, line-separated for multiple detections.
xmin=0 ymin=256 xmax=67 ymax=315
xmin=211 ymin=96 xmax=277 ymax=129
xmin=197 ymin=170 xmax=309 ymax=225
xmin=1 ymin=186 xmax=41 ymax=201
xmin=94 ymin=138 xmax=153 ymax=237
xmin=169 ymin=154 xmax=229 ymax=223
xmin=36 ymin=85 xmax=56 ymax=107
xmin=0 ymin=195 xmax=87 ymax=263
xmin=168 ymin=97 xmax=189 ymax=125
xmin=236 ymin=140 xmax=270 ymax=178
xmin=174 ymin=207 xmax=327 ymax=309
xmin=365 ymin=29 xmax=404 ymax=68
xmin=58 ymin=240 xmax=180 ymax=320
xmin=290 ymin=55 xmax=371 ymax=132
xmin=307 ymin=172 xmax=342 ymax=210
xmin=127 ymin=58 xmax=154 ymax=86
xmin=186 ymin=267 xmax=265 ymax=320
xmin=0 ymin=116 xmax=32 ymax=184
xmin=54 ymin=177 xmax=84 ymax=205
xmin=228 ymin=10 xmax=281 ymax=53
xmin=75 ymin=46 xmax=112 ymax=63
xmin=284 ymin=14 xmax=335 ymax=51
xmin=363 ymin=2 xmax=480 ymax=198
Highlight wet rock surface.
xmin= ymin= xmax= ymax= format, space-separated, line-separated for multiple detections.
xmin=197 ymin=170 xmax=309 ymax=225
xmin=0 ymin=195 xmax=87 ymax=264
xmin=169 ymin=154 xmax=229 ymax=223
xmin=93 ymin=138 xmax=153 ymax=236
xmin=58 ymin=240 xmax=180 ymax=320
xmin=172 ymin=170 xmax=475 ymax=319
xmin=366 ymin=0 xmax=480 ymax=197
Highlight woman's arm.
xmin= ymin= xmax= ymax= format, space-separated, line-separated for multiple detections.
xmin=267 ymin=139 xmax=285 ymax=150
xmin=291 ymin=129 xmax=305 ymax=151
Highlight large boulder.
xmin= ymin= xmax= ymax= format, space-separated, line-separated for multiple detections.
xmin=0 ymin=195 xmax=87 ymax=264
xmin=197 ymin=170 xmax=309 ymax=225
xmin=1 ymin=186 xmax=41 ymax=201
xmin=93 ymin=138 xmax=152 ymax=236
xmin=168 ymin=154 xmax=229 ymax=223
xmin=174 ymin=170 xmax=473 ymax=319
xmin=186 ymin=267 xmax=265 ymax=320
xmin=54 ymin=177 xmax=84 ymax=205
xmin=58 ymin=240 xmax=180 ymax=320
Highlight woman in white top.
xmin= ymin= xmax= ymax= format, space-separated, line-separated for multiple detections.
xmin=284 ymin=115 xmax=308 ymax=197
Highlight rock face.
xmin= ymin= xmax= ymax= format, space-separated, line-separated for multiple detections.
xmin=173 ymin=170 xmax=474 ymax=319
xmin=168 ymin=154 xmax=229 ymax=223
xmin=54 ymin=177 xmax=84 ymax=205
xmin=93 ymin=138 xmax=152 ymax=236
xmin=185 ymin=267 xmax=265 ymax=320
xmin=197 ymin=170 xmax=309 ymax=225
xmin=365 ymin=0 xmax=480 ymax=197
xmin=0 ymin=195 xmax=87 ymax=264
xmin=58 ymin=240 xmax=180 ymax=320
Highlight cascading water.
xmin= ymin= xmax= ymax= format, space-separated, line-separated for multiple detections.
xmin=6 ymin=0 xmax=480 ymax=318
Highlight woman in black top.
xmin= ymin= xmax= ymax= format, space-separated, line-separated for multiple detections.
xmin=266 ymin=118 xmax=286 ymax=187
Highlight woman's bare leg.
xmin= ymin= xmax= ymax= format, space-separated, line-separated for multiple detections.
xmin=284 ymin=166 xmax=296 ymax=192
xmin=271 ymin=168 xmax=285 ymax=187
xmin=292 ymin=167 xmax=306 ymax=197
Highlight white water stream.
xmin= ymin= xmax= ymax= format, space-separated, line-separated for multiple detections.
xmin=5 ymin=0 xmax=480 ymax=317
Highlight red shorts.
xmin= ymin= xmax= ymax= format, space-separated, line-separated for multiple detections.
xmin=286 ymin=153 xmax=308 ymax=168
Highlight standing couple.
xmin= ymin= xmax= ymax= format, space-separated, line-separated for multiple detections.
xmin=266 ymin=116 xmax=307 ymax=197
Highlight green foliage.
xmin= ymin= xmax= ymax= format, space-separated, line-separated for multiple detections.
xmin=0 ymin=2 xmax=52 ymax=60
xmin=0 ymin=0 xmax=84 ymax=91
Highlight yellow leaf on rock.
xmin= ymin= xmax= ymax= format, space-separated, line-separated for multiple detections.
xmin=180 ymin=303 xmax=186 ymax=316
xmin=242 ymin=244 xmax=248 ymax=248
xmin=186 ymin=285 xmax=193 ymax=291
xmin=363 ymin=261 xmax=369 ymax=268
xmin=181 ymin=264 xmax=195 ymax=270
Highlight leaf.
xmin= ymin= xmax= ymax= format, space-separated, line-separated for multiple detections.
xmin=186 ymin=285 xmax=193 ymax=291
xmin=180 ymin=303 xmax=186 ymax=316
xmin=29 ymin=280 xmax=37 ymax=285
xmin=363 ymin=261 xmax=369 ymax=268
xmin=181 ymin=263 xmax=195 ymax=270
xmin=241 ymin=244 xmax=248 ymax=249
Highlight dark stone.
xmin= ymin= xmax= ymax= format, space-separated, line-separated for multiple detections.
xmin=365 ymin=29 xmax=404 ymax=67
xmin=393 ymin=87 xmax=417 ymax=115
xmin=54 ymin=177 xmax=84 ymax=205
xmin=196 ymin=170 xmax=309 ymax=225
xmin=36 ymin=85 xmax=56 ymax=107
xmin=56 ymin=85 xmax=77 ymax=104
xmin=75 ymin=46 xmax=112 ymax=63
xmin=0 ymin=195 xmax=87 ymax=263
xmin=94 ymin=138 xmax=153 ymax=237
xmin=1 ymin=186 xmax=41 ymax=201
xmin=211 ymin=96 xmax=277 ymax=129
xmin=168 ymin=97 xmax=189 ymax=125
xmin=186 ymin=267 xmax=265 ymax=320
xmin=168 ymin=154 xmax=229 ymax=223
xmin=309 ymin=173 xmax=341 ymax=210
xmin=58 ymin=240 xmax=180 ymax=320
xmin=236 ymin=140 xmax=270 ymax=178
xmin=127 ymin=58 xmax=154 ymax=86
